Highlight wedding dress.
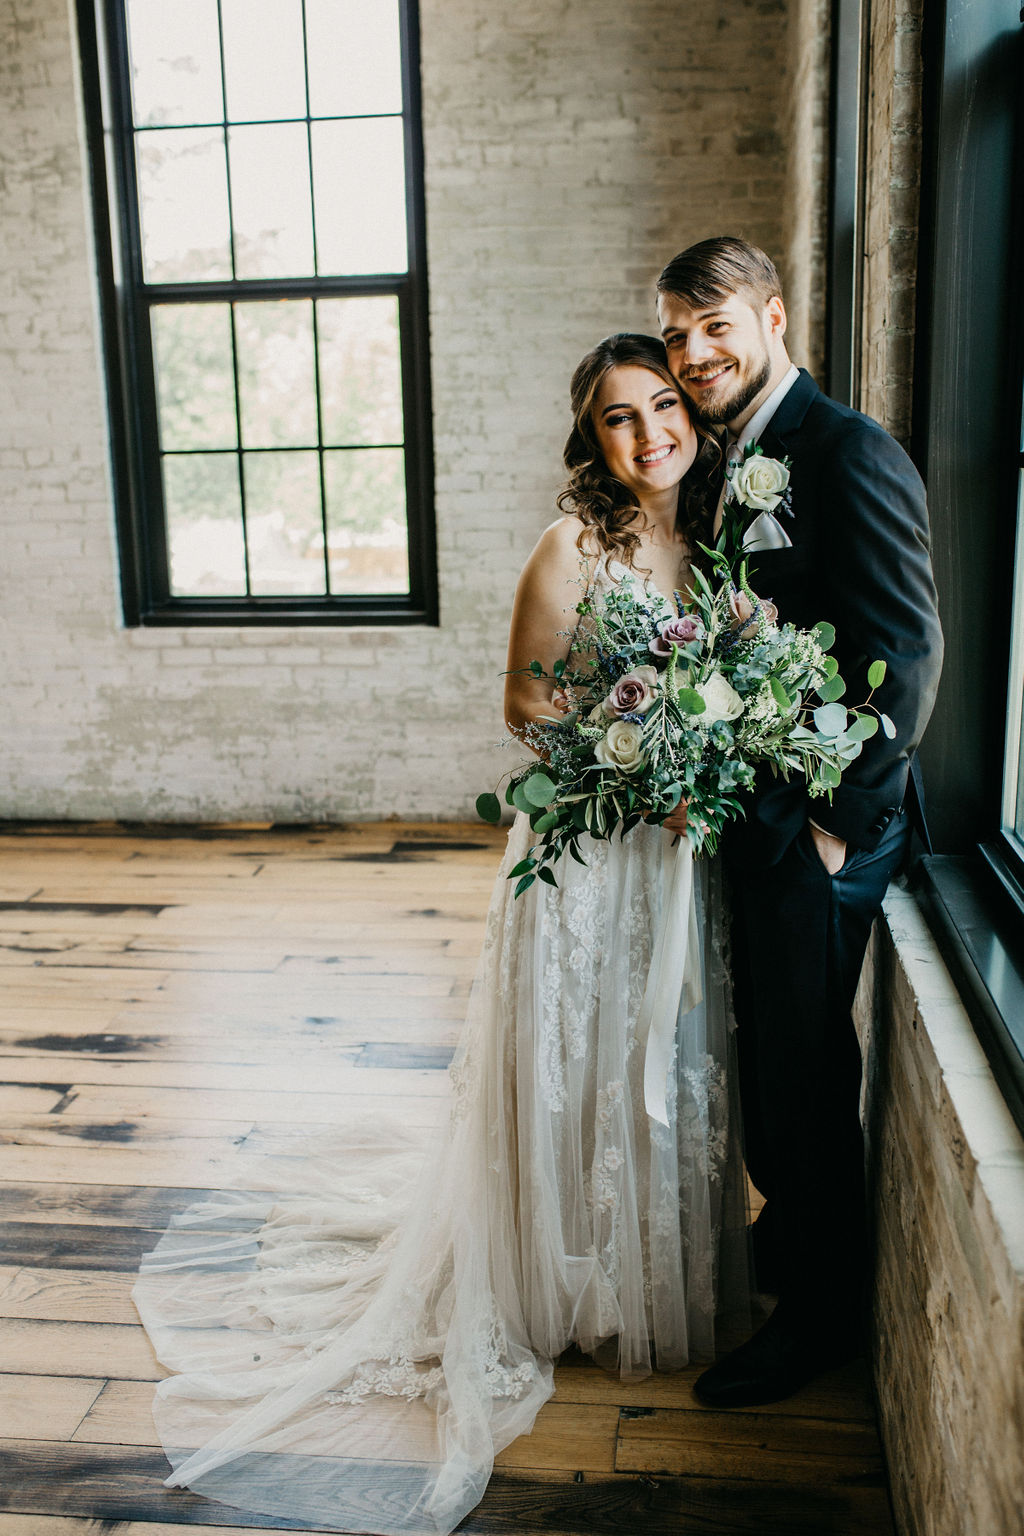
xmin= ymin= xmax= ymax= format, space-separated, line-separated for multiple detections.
xmin=133 ymin=560 xmax=752 ymax=1535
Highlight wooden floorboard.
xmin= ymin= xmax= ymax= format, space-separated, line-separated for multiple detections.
xmin=0 ymin=824 xmax=895 ymax=1536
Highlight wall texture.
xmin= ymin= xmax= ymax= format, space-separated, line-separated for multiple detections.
xmin=0 ymin=0 xmax=818 ymax=822
xmin=859 ymin=0 xmax=924 ymax=446
xmin=857 ymin=899 xmax=1024 ymax=1536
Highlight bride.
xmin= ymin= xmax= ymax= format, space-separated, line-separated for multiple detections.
xmin=133 ymin=332 xmax=752 ymax=1536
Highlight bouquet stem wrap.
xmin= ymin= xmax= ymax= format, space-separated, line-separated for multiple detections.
xmin=638 ymin=833 xmax=703 ymax=1127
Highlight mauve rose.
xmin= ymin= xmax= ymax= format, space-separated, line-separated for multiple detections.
xmin=729 ymin=588 xmax=778 ymax=639
xmin=649 ymin=614 xmax=702 ymax=661
xmin=604 ymin=664 xmax=659 ymax=718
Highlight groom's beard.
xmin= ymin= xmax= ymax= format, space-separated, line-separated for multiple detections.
xmin=681 ymin=351 xmax=772 ymax=427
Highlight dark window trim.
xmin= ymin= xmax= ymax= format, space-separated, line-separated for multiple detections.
xmin=908 ymin=3 xmax=1024 ymax=1134
xmin=75 ymin=0 xmax=437 ymax=628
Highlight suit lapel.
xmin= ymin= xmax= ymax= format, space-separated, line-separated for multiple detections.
xmin=757 ymin=368 xmax=818 ymax=457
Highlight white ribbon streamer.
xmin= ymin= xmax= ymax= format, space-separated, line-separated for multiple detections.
xmin=637 ymin=834 xmax=703 ymax=1127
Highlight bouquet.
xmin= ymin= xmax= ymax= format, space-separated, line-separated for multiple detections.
xmin=479 ymin=456 xmax=892 ymax=898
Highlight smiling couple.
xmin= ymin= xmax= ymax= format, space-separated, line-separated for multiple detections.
xmin=507 ymin=232 xmax=943 ymax=1407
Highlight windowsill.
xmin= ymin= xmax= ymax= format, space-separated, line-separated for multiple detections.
xmin=914 ymin=853 xmax=1024 ymax=1133
xmin=876 ymin=882 xmax=1024 ymax=1286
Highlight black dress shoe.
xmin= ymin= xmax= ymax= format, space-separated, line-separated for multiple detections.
xmin=695 ymin=1308 xmax=861 ymax=1408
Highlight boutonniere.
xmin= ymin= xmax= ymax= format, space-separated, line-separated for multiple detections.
xmin=724 ymin=442 xmax=794 ymax=554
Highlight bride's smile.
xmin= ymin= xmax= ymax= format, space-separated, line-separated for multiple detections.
xmin=592 ymin=363 xmax=697 ymax=513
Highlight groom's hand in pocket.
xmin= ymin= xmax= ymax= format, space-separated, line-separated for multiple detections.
xmin=809 ymin=821 xmax=847 ymax=874
xmin=662 ymin=799 xmax=689 ymax=836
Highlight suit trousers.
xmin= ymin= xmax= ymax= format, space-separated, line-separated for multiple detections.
xmin=726 ymin=810 xmax=911 ymax=1322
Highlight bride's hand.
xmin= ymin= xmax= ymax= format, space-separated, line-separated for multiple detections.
xmin=661 ymin=798 xmax=689 ymax=835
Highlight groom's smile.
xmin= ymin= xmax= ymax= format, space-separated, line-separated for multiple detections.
xmin=657 ymin=290 xmax=788 ymax=429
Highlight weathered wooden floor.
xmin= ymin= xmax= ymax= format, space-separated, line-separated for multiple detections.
xmin=0 ymin=823 xmax=895 ymax=1536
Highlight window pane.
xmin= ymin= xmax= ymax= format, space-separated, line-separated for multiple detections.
xmin=229 ymin=124 xmax=315 ymax=278
xmin=325 ymin=448 xmax=408 ymax=594
xmin=235 ymin=301 xmax=317 ymax=448
xmin=136 ymin=127 xmax=232 ymax=281
xmin=244 ymin=451 xmax=326 ymax=595
xmin=126 ymin=0 xmax=223 ymax=127
xmin=318 ymin=297 xmax=403 ymax=446
xmin=305 ymin=0 xmax=403 ymax=117
xmin=221 ymin=0 xmax=307 ymax=123
xmin=164 ymin=454 xmax=247 ymax=595
xmin=311 ymin=119 xmax=408 ymax=275
xmin=152 ymin=305 xmax=237 ymax=451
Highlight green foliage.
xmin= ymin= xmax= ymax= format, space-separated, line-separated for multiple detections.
xmin=523 ymin=772 xmax=557 ymax=806
xmin=813 ymin=703 xmax=848 ymax=737
xmin=867 ymin=659 xmax=888 ymax=689
xmin=816 ymin=674 xmax=846 ymax=703
xmin=475 ymin=792 xmax=501 ymax=824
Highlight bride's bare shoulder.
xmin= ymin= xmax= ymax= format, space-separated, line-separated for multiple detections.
xmin=526 ymin=514 xmax=600 ymax=571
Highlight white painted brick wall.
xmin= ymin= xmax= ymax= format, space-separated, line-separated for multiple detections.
xmin=0 ymin=0 xmax=813 ymax=821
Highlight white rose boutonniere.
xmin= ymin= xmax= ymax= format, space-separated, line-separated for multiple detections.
xmin=729 ymin=446 xmax=791 ymax=512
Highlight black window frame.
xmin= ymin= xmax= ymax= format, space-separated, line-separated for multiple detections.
xmin=76 ymin=0 xmax=437 ymax=627
xmin=826 ymin=0 xmax=1024 ymax=1130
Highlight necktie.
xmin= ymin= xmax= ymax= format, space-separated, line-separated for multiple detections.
xmin=713 ymin=435 xmax=744 ymax=539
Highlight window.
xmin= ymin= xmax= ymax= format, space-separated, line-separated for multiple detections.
xmin=906 ymin=1 xmax=1024 ymax=1128
xmin=78 ymin=0 xmax=436 ymax=625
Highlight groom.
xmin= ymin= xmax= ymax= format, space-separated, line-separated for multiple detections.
xmin=657 ymin=237 xmax=943 ymax=1406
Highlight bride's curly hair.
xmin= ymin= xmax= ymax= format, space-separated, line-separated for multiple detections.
xmin=557 ymin=333 xmax=720 ymax=570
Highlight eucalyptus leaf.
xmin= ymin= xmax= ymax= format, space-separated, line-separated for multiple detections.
xmin=523 ymin=772 xmax=557 ymax=806
xmin=677 ymin=687 xmax=706 ymax=715
xmin=880 ymin=713 xmax=897 ymax=739
xmin=813 ymin=702 xmax=848 ymax=737
xmin=817 ymin=674 xmax=846 ymax=703
xmin=821 ymin=762 xmax=842 ymax=788
xmin=476 ymin=792 xmax=501 ymax=824
xmin=511 ymin=782 xmax=534 ymax=814
xmin=813 ymin=620 xmax=836 ymax=650
xmin=532 ymin=810 xmax=560 ymax=833
xmin=847 ymin=714 xmax=879 ymax=741
xmin=867 ymin=659 xmax=888 ymax=689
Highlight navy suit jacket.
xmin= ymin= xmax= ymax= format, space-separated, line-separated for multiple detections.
xmin=730 ymin=368 xmax=943 ymax=864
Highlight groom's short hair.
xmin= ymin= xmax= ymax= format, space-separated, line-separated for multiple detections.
xmin=657 ymin=236 xmax=783 ymax=311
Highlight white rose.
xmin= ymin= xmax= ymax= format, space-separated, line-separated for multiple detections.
xmin=731 ymin=454 xmax=790 ymax=512
xmin=696 ymin=670 xmax=744 ymax=725
xmin=594 ymin=720 xmax=646 ymax=772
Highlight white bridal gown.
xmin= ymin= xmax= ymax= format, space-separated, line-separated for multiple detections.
xmin=134 ymin=567 xmax=752 ymax=1536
